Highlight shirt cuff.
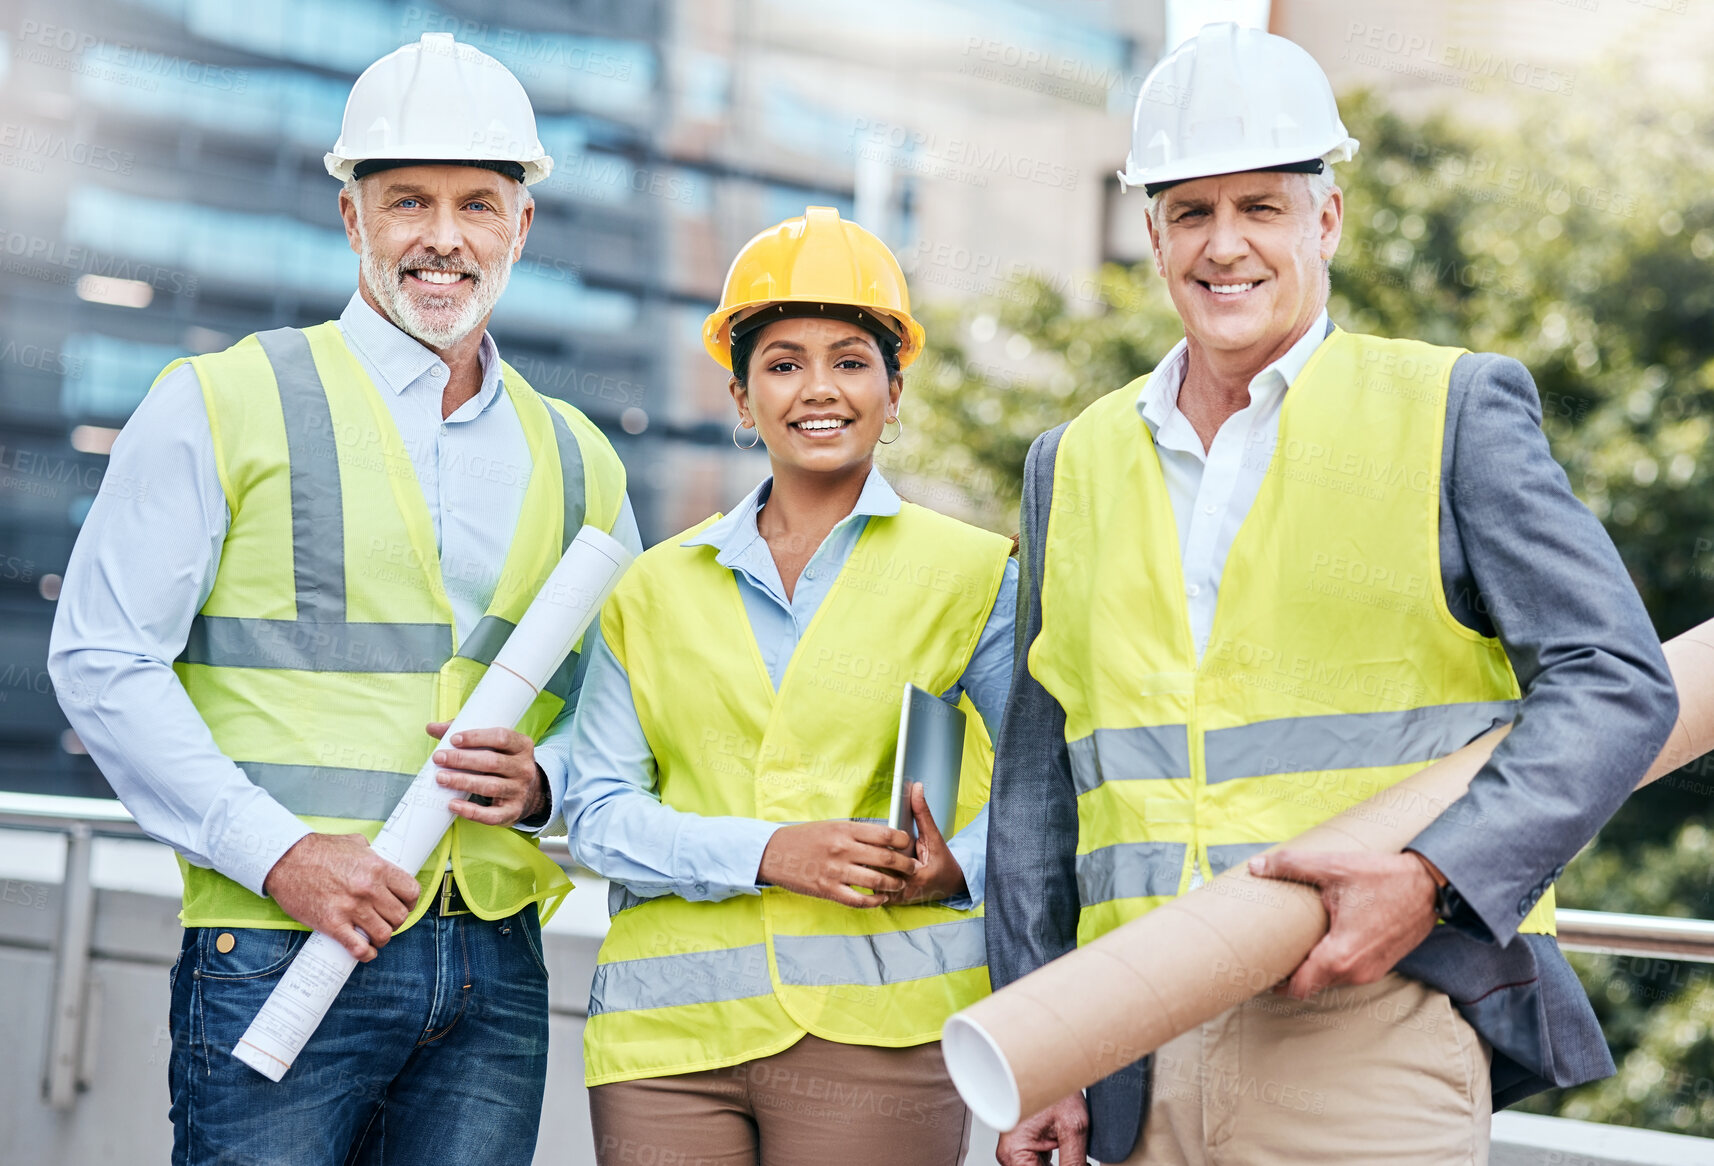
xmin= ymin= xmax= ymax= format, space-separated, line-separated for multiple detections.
xmin=210 ymin=794 xmax=315 ymax=898
xmin=518 ymin=749 xmax=566 ymax=837
xmin=942 ymin=806 xmax=989 ymax=910
xmin=679 ymin=817 xmax=783 ymax=899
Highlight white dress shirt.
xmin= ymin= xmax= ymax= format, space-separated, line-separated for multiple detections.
xmin=48 ymin=293 xmax=639 ymax=895
xmin=1136 ymin=311 xmax=1332 ymax=660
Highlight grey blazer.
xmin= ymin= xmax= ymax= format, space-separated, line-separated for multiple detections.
xmin=985 ymin=349 xmax=1680 ymax=1163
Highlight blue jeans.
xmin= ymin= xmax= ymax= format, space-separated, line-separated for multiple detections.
xmin=168 ymin=903 xmax=550 ymax=1166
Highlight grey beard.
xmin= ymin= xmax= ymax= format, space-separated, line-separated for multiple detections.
xmin=356 ymin=231 xmax=512 ymax=349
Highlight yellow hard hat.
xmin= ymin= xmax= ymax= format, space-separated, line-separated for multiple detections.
xmin=702 ymin=206 xmax=926 ymax=371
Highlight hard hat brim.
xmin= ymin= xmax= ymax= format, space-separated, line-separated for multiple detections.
xmin=325 ymin=151 xmax=554 ymax=186
xmin=1118 ymin=137 xmax=1358 ymax=195
xmin=702 ymin=296 xmax=926 ymax=373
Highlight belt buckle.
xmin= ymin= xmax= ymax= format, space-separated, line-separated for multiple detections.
xmin=438 ymin=872 xmax=471 ymax=917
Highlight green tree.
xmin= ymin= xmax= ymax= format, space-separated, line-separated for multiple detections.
xmin=891 ymin=68 xmax=1714 ymax=1135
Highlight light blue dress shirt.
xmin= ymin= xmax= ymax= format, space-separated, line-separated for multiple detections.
xmin=48 ymin=293 xmax=640 ymax=895
xmin=559 ymin=467 xmax=1018 ymax=910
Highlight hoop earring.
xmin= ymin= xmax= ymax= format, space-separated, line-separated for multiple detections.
xmin=732 ymin=421 xmax=761 ymax=450
xmin=878 ymin=416 xmax=904 ymax=445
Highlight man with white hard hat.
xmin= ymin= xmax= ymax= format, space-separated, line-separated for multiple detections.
xmin=987 ymin=23 xmax=1675 ymax=1165
xmin=49 ymin=34 xmax=638 ymax=1164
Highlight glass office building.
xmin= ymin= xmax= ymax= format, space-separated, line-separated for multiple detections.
xmin=0 ymin=0 xmax=1153 ymax=796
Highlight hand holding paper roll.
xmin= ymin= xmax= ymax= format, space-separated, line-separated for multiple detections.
xmin=943 ymin=617 xmax=1714 ymax=1132
xmin=232 ymin=525 xmax=634 ymax=1083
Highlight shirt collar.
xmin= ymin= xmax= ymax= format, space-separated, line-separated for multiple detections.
xmin=681 ymin=464 xmax=902 ymax=567
xmin=1135 ymin=309 xmax=1332 ymax=434
xmin=338 ymin=291 xmax=504 ymax=408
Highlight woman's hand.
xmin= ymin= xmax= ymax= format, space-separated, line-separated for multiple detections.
xmin=878 ymin=783 xmax=968 ymax=906
xmin=757 ymin=820 xmax=916 ymax=907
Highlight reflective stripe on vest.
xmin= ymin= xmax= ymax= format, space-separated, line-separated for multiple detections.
xmin=590 ymin=945 xmax=775 ymax=1016
xmin=181 ymin=617 xmax=451 ymax=672
xmin=454 ymin=612 xmax=580 ymax=703
xmin=1203 ymin=700 xmax=1518 ymax=783
xmin=582 ymin=501 xmax=1012 ymax=1086
xmin=232 ymin=761 xmax=414 ymax=820
xmin=1077 ymin=841 xmax=1187 ymax=906
xmin=166 ymin=322 xmax=626 ymax=930
xmin=183 ymin=330 xmax=595 ymax=677
xmin=587 ymin=918 xmax=989 ymax=1017
xmin=773 ymin=918 xmax=988 ymax=989
xmin=1068 ymin=701 xmax=1518 ymax=793
xmin=1031 ymin=330 xmax=1552 ymax=947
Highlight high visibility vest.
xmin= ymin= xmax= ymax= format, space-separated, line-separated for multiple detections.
xmin=1030 ymin=329 xmax=1555 ymax=947
xmin=582 ymin=501 xmax=1013 ymax=1086
xmin=163 ymin=323 xmax=626 ymax=931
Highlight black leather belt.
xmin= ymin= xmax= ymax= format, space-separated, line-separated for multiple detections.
xmin=435 ymin=871 xmax=471 ymax=917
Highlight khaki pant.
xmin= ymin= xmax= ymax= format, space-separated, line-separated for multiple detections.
xmin=1114 ymin=974 xmax=1492 ymax=1165
xmin=589 ymin=1034 xmax=973 ymax=1166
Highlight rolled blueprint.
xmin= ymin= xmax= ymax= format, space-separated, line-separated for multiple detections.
xmin=232 ymin=525 xmax=633 ymax=1082
xmin=943 ymin=617 xmax=1714 ymax=1131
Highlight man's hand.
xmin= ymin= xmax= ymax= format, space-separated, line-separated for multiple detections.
xmin=996 ymin=1093 xmax=1089 ymax=1166
xmin=877 ymin=783 xmax=967 ymax=906
xmin=262 ymin=832 xmax=420 ymax=962
xmin=425 ymin=721 xmax=550 ymax=827
xmin=757 ymin=820 xmax=917 ymax=907
xmin=1248 ymin=849 xmax=1439 ymax=999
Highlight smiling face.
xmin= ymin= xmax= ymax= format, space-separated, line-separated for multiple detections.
xmin=729 ymin=316 xmax=902 ymax=480
xmin=340 ymin=164 xmax=533 ymax=350
xmin=1146 ymin=170 xmax=1342 ymax=370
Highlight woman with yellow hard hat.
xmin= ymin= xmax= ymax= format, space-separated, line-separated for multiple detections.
xmin=563 ymin=206 xmax=1017 ymax=1164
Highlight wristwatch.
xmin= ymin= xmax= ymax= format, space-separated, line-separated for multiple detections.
xmin=1432 ymin=877 xmax=1465 ymax=925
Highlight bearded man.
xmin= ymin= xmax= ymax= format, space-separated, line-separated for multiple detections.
xmin=48 ymin=35 xmax=637 ymax=1166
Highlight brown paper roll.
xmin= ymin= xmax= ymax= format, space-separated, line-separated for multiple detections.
xmin=944 ymin=618 xmax=1714 ymax=1131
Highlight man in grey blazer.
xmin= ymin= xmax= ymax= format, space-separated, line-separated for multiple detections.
xmin=988 ymin=25 xmax=1677 ymax=1166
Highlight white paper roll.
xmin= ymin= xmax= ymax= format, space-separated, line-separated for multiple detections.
xmin=233 ymin=525 xmax=633 ymax=1081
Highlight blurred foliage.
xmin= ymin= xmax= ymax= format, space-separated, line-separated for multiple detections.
xmin=1526 ymin=821 xmax=1714 ymax=1135
xmin=890 ymin=68 xmax=1714 ymax=1135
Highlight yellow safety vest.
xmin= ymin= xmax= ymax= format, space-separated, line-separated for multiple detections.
xmin=1030 ymin=329 xmax=1555 ymax=947
xmin=583 ymin=501 xmax=1012 ymax=1086
xmin=163 ymin=323 xmax=626 ymax=931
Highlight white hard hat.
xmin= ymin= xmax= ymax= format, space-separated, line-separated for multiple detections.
xmin=1118 ymin=23 xmax=1357 ymax=196
xmin=325 ymin=33 xmax=553 ymax=186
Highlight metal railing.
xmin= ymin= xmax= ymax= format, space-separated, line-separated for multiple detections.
xmin=1555 ymin=908 xmax=1714 ymax=963
xmin=5 ymin=791 xmax=1714 ymax=1113
xmin=1 ymin=793 xmax=149 ymax=1109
